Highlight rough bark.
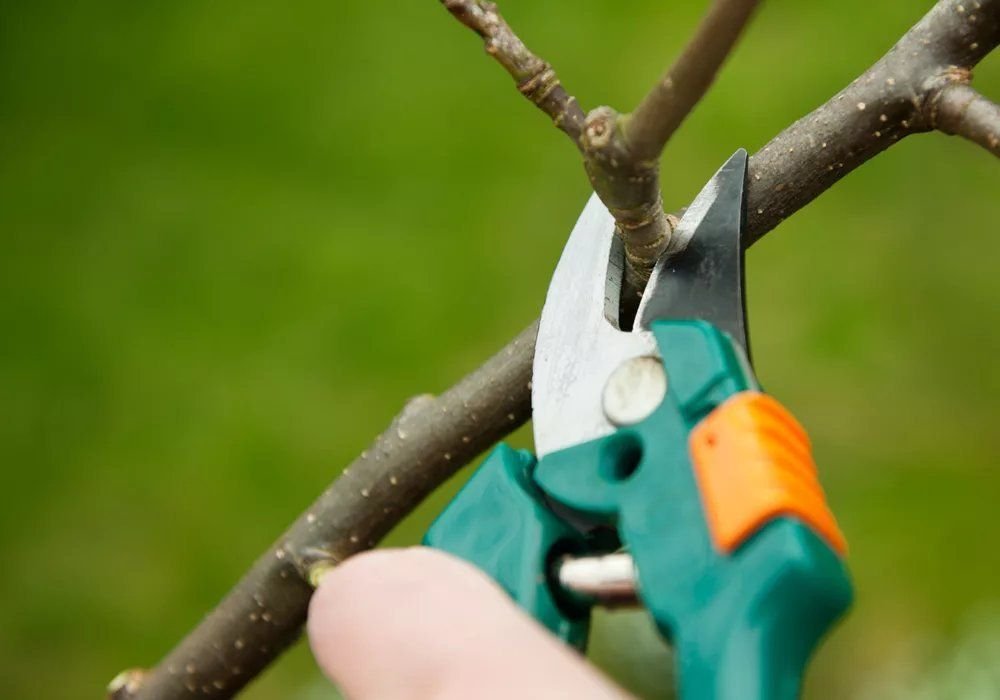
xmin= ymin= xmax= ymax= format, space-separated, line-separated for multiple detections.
xmin=745 ymin=0 xmax=1000 ymax=244
xmin=443 ymin=0 xmax=761 ymax=319
xmin=111 ymin=1 xmax=999 ymax=698
xmin=612 ymin=0 xmax=761 ymax=297
xmin=929 ymin=83 xmax=1000 ymax=157
xmin=441 ymin=0 xmax=586 ymax=145
xmin=110 ymin=324 xmax=536 ymax=699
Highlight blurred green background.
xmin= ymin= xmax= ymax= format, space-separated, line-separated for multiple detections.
xmin=1 ymin=1 xmax=998 ymax=698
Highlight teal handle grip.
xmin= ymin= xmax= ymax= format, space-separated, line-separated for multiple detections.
xmin=535 ymin=321 xmax=852 ymax=699
xmin=672 ymin=521 xmax=851 ymax=700
xmin=428 ymin=320 xmax=852 ymax=699
xmin=424 ymin=444 xmax=590 ymax=647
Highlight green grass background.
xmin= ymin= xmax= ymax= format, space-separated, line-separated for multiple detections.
xmin=1 ymin=1 xmax=998 ymax=698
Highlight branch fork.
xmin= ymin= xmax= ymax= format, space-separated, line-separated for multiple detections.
xmin=926 ymin=69 xmax=1000 ymax=155
xmin=443 ymin=0 xmax=762 ymax=316
xmin=112 ymin=1 xmax=999 ymax=697
xmin=581 ymin=106 xmax=675 ymax=291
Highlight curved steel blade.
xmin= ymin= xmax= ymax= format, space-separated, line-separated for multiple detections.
xmin=531 ymin=196 xmax=659 ymax=458
xmin=635 ymin=148 xmax=750 ymax=354
xmin=532 ymin=149 xmax=749 ymax=457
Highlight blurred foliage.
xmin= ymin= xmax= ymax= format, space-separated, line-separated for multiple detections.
xmin=0 ymin=1 xmax=997 ymax=698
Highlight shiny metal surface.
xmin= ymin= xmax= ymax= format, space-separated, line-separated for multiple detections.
xmin=532 ymin=150 xmax=749 ymax=457
xmin=601 ymin=356 xmax=667 ymax=427
xmin=636 ymin=149 xmax=750 ymax=354
xmin=531 ymin=195 xmax=660 ymax=457
xmin=556 ymin=552 xmax=639 ymax=607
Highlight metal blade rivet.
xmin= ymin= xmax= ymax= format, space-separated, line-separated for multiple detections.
xmin=602 ymin=356 xmax=667 ymax=427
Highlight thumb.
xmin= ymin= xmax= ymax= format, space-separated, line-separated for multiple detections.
xmin=307 ymin=547 xmax=628 ymax=700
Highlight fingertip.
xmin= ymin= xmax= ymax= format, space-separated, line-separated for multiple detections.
xmin=308 ymin=548 xmax=497 ymax=697
xmin=307 ymin=547 xmax=627 ymax=699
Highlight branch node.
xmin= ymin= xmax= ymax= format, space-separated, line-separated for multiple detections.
xmin=582 ymin=106 xmax=618 ymax=151
xmin=118 ymin=1 xmax=1000 ymax=696
xmin=441 ymin=0 xmax=586 ymax=144
xmin=107 ymin=669 xmax=146 ymax=700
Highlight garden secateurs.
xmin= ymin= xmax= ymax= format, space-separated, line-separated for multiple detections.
xmin=425 ymin=149 xmax=852 ymax=699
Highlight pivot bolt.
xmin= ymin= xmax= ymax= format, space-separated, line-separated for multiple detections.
xmin=602 ymin=356 xmax=667 ymax=427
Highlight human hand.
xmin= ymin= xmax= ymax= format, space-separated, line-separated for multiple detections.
xmin=308 ymin=547 xmax=630 ymax=699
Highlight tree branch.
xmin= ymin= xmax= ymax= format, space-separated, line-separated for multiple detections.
xmin=111 ymin=1 xmax=999 ymax=698
xmin=443 ymin=0 xmax=760 ymax=322
xmin=929 ymin=82 xmax=1000 ymax=157
xmin=442 ymin=0 xmax=586 ymax=146
xmin=627 ymin=0 xmax=761 ymax=166
xmin=745 ymin=0 xmax=999 ymax=244
xmin=586 ymin=0 xmax=760 ymax=320
xmin=110 ymin=323 xmax=536 ymax=700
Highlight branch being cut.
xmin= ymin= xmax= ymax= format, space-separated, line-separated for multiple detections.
xmin=444 ymin=0 xmax=761 ymax=318
xmin=111 ymin=1 xmax=999 ymax=698
xmin=589 ymin=0 xmax=760 ymax=304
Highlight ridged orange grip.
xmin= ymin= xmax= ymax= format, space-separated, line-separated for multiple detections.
xmin=690 ymin=391 xmax=847 ymax=556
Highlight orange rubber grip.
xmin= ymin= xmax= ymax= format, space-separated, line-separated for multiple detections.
xmin=690 ymin=391 xmax=847 ymax=556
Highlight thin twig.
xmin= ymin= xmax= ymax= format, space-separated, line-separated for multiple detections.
xmin=443 ymin=0 xmax=761 ymax=321
xmin=929 ymin=82 xmax=1000 ymax=157
xmin=627 ymin=0 xmax=761 ymax=165
xmin=111 ymin=1 xmax=999 ymax=698
xmin=584 ymin=0 xmax=761 ymax=319
xmin=442 ymin=0 xmax=586 ymax=145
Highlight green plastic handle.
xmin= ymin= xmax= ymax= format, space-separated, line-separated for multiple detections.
xmin=424 ymin=444 xmax=590 ymax=647
xmin=535 ymin=320 xmax=852 ymax=699
xmin=671 ymin=521 xmax=851 ymax=699
xmin=427 ymin=320 xmax=851 ymax=699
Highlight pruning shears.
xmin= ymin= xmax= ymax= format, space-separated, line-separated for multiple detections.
xmin=426 ymin=150 xmax=852 ymax=699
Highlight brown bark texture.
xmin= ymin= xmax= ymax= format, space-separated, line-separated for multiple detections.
xmin=443 ymin=0 xmax=762 ymax=312
xmin=111 ymin=1 xmax=999 ymax=698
